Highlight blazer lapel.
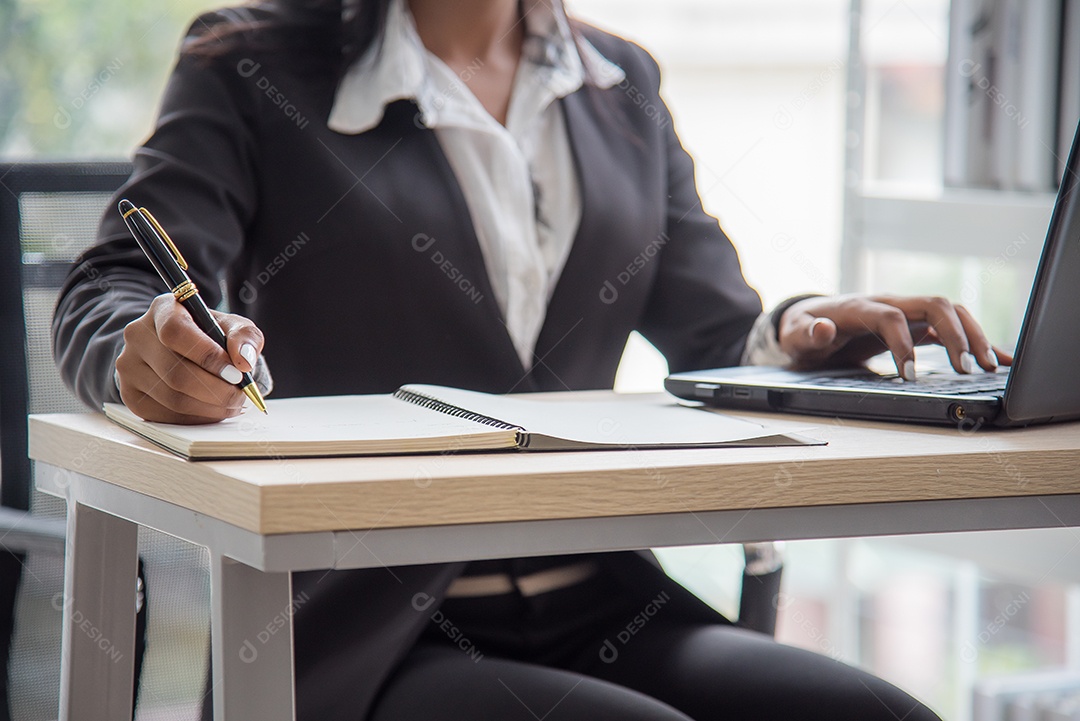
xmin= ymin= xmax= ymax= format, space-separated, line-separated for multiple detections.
xmin=534 ymin=91 xmax=602 ymax=373
xmin=533 ymin=89 xmax=652 ymax=380
xmin=405 ymin=105 xmax=537 ymax=391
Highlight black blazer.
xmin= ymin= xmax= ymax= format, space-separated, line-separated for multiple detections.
xmin=53 ymin=10 xmax=763 ymax=718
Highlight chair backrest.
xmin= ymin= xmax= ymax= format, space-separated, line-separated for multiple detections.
xmin=0 ymin=161 xmax=133 ymax=512
xmin=0 ymin=162 xmax=214 ymax=721
xmin=0 ymin=161 xmax=134 ymax=720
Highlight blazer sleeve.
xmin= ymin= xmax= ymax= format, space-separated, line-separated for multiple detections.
xmin=52 ymin=18 xmax=260 ymax=410
xmin=630 ymin=49 xmax=764 ymax=373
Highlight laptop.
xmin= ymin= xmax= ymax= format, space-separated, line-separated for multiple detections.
xmin=665 ymin=122 xmax=1080 ymax=429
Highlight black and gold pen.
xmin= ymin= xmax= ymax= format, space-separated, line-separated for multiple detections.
xmin=118 ymin=198 xmax=267 ymax=414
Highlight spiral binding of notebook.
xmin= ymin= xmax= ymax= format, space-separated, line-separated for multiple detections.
xmin=393 ymin=387 xmax=524 ymax=432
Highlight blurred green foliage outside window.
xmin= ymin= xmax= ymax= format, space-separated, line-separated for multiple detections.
xmin=0 ymin=0 xmax=220 ymax=158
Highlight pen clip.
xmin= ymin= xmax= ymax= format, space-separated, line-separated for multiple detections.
xmin=140 ymin=208 xmax=188 ymax=270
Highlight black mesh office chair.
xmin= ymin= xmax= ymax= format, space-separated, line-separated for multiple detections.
xmin=0 ymin=162 xmax=211 ymax=720
xmin=737 ymin=542 xmax=784 ymax=634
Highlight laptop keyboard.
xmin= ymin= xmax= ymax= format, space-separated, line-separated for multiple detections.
xmin=807 ymin=370 xmax=1009 ymax=396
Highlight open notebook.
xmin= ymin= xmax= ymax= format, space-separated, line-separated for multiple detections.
xmin=103 ymin=384 xmax=819 ymax=460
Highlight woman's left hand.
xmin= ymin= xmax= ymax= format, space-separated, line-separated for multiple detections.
xmin=777 ymin=294 xmax=1014 ymax=381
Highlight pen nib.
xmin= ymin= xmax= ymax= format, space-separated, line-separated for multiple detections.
xmin=242 ymin=384 xmax=268 ymax=414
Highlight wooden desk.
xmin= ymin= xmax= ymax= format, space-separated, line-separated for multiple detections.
xmin=29 ymin=394 xmax=1080 ymax=721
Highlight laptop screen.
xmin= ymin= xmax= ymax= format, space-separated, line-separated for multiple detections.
xmin=1002 ymin=120 xmax=1080 ymax=422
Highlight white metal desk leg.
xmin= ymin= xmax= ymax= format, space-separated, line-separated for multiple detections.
xmin=211 ymin=554 xmax=296 ymax=721
xmin=59 ymin=501 xmax=138 ymax=721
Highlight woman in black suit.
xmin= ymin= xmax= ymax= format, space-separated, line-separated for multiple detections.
xmin=54 ymin=0 xmax=1007 ymax=718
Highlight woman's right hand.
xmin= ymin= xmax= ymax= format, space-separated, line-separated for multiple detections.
xmin=116 ymin=293 xmax=265 ymax=424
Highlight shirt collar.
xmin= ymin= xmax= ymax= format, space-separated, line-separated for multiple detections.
xmin=327 ymin=0 xmax=625 ymax=135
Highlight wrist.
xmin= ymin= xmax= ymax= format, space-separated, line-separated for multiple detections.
xmin=770 ymin=293 xmax=823 ymax=342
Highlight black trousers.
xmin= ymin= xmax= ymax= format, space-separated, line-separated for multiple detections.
xmin=368 ymin=558 xmax=943 ymax=721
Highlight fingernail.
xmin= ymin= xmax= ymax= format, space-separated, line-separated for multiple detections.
xmin=240 ymin=343 xmax=258 ymax=368
xmin=902 ymin=360 xmax=916 ymax=382
xmin=983 ymin=349 xmax=998 ymax=369
xmin=219 ymin=364 xmax=243 ymax=385
xmin=960 ymin=351 xmax=976 ymax=374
